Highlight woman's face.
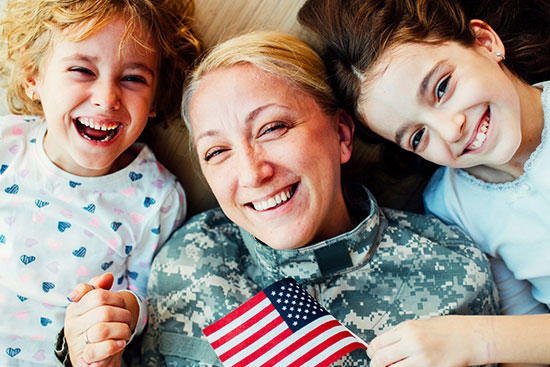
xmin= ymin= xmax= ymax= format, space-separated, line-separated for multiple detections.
xmin=189 ymin=64 xmax=354 ymax=249
xmin=358 ymin=31 xmax=523 ymax=171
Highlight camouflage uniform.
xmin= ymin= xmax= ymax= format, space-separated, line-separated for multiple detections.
xmin=142 ymin=184 xmax=498 ymax=366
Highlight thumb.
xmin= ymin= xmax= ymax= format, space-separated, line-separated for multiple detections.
xmin=90 ymin=272 xmax=114 ymax=290
xmin=68 ymin=273 xmax=114 ymax=302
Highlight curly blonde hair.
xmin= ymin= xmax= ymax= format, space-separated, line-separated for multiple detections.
xmin=0 ymin=0 xmax=201 ymax=121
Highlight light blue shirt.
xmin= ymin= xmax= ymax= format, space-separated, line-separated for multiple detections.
xmin=424 ymin=81 xmax=550 ymax=315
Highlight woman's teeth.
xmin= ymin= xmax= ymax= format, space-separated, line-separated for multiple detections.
xmin=252 ymin=187 xmax=294 ymax=211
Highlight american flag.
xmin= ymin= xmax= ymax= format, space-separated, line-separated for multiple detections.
xmin=203 ymin=278 xmax=368 ymax=366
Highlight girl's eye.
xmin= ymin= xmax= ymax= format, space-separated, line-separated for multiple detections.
xmin=69 ymin=66 xmax=94 ymax=76
xmin=257 ymin=122 xmax=289 ymax=139
xmin=410 ymin=127 xmax=426 ymax=151
xmin=435 ymin=75 xmax=451 ymax=102
xmin=204 ymin=148 xmax=228 ymax=162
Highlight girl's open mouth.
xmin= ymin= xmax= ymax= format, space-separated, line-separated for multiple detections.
xmin=74 ymin=117 xmax=122 ymax=142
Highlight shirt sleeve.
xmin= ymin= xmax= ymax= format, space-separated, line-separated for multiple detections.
xmin=142 ymin=216 xmax=223 ymax=367
xmin=490 ymin=256 xmax=549 ymax=315
xmin=126 ymin=181 xmax=187 ymax=335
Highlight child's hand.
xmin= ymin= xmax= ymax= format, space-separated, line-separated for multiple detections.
xmin=367 ymin=316 xmax=488 ymax=367
xmin=64 ymin=273 xmax=132 ymax=367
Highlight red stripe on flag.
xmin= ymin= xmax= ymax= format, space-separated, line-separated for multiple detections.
xmin=218 ymin=314 xmax=286 ymax=362
xmin=260 ymin=319 xmax=342 ymax=366
xmin=232 ymin=327 xmax=293 ymax=367
xmin=203 ymin=291 xmax=267 ymax=336
xmin=210 ymin=302 xmax=276 ymax=349
xmin=287 ymin=330 xmax=359 ymax=367
xmin=317 ymin=341 xmax=368 ymax=367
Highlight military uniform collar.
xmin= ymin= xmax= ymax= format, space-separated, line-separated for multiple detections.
xmin=239 ymin=183 xmax=387 ymax=285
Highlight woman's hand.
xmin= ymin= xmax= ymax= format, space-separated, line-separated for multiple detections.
xmin=64 ymin=273 xmax=132 ymax=367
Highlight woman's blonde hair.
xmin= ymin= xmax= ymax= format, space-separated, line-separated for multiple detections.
xmin=181 ymin=31 xmax=337 ymax=134
xmin=0 ymin=0 xmax=200 ymax=121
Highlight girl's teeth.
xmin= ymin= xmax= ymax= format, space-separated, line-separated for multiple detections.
xmin=468 ymin=120 xmax=489 ymax=150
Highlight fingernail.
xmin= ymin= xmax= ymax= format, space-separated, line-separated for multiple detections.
xmin=67 ymin=291 xmax=78 ymax=302
xmin=116 ymin=340 xmax=126 ymax=348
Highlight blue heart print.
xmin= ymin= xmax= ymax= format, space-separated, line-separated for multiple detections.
xmin=72 ymin=247 xmax=86 ymax=258
xmin=40 ymin=317 xmax=52 ymax=327
xmin=83 ymin=204 xmax=96 ymax=213
xmin=29 ymin=138 xmax=36 ymax=143
xmin=4 ymin=184 xmax=19 ymax=194
xmin=129 ymin=171 xmax=143 ymax=181
xmin=17 ymin=295 xmax=28 ymax=302
xmin=20 ymin=254 xmax=36 ymax=265
xmin=127 ymin=271 xmax=138 ymax=280
xmin=6 ymin=347 xmax=21 ymax=357
xmin=57 ymin=221 xmax=71 ymax=232
xmin=42 ymin=282 xmax=55 ymax=292
xmin=0 ymin=164 xmax=7 ymax=175
xmin=151 ymin=226 xmax=161 ymax=235
xmin=0 ymin=234 xmax=5 ymax=244
xmin=144 ymin=197 xmax=156 ymax=208
xmin=68 ymin=181 xmax=81 ymax=188
xmin=125 ymin=245 xmax=133 ymax=255
xmin=101 ymin=261 xmax=113 ymax=271
xmin=111 ymin=221 xmax=122 ymax=231
xmin=34 ymin=199 xmax=49 ymax=208
xmin=117 ymin=275 xmax=124 ymax=285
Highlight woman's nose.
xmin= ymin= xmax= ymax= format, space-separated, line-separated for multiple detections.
xmin=237 ymin=147 xmax=274 ymax=188
xmin=92 ymin=80 xmax=121 ymax=111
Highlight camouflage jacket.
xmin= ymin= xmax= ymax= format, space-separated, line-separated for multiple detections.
xmin=142 ymin=184 xmax=498 ymax=366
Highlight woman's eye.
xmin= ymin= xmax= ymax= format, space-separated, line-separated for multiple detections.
xmin=435 ymin=75 xmax=451 ymax=101
xmin=258 ymin=122 xmax=288 ymax=138
xmin=410 ymin=127 xmax=426 ymax=151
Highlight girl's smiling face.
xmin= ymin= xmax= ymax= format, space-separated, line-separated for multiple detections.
xmin=358 ymin=23 xmax=524 ymax=174
xmin=29 ymin=15 xmax=159 ymax=177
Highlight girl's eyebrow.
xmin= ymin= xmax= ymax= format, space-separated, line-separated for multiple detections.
xmin=417 ymin=60 xmax=446 ymax=99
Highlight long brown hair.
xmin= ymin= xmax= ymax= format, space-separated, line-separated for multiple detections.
xmin=298 ymin=0 xmax=549 ymax=122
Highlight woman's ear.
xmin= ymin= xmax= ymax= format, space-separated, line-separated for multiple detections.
xmin=336 ymin=109 xmax=354 ymax=164
xmin=470 ymin=19 xmax=505 ymax=61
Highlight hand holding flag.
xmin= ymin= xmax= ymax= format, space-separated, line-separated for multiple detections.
xmin=203 ymin=278 xmax=368 ymax=367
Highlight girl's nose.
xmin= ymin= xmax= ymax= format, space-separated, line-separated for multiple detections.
xmin=438 ymin=111 xmax=466 ymax=143
xmin=92 ymin=81 xmax=121 ymax=111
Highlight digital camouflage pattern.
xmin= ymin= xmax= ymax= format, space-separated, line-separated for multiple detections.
xmin=142 ymin=184 xmax=498 ymax=366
